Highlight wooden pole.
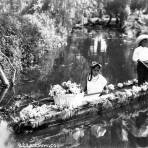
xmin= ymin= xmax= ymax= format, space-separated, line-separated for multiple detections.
xmin=0 ymin=51 xmax=16 ymax=85
xmin=0 ymin=66 xmax=10 ymax=86
xmin=0 ymin=87 xmax=9 ymax=103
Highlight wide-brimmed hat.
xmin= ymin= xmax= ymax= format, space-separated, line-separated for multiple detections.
xmin=136 ymin=34 xmax=148 ymax=45
xmin=90 ymin=61 xmax=102 ymax=69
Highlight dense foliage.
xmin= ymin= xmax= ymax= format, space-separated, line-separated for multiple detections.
xmin=0 ymin=0 xmax=68 ymax=80
xmin=0 ymin=0 xmax=147 ymax=81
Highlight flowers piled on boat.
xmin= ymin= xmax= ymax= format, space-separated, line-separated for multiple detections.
xmin=49 ymin=81 xmax=84 ymax=108
xmin=106 ymin=82 xmax=148 ymax=103
xmin=19 ymin=104 xmax=55 ymax=121
xmin=105 ymin=79 xmax=138 ymax=93
xmin=49 ymin=80 xmax=82 ymax=97
xmin=13 ymin=79 xmax=148 ymax=130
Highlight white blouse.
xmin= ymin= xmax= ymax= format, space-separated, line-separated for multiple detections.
xmin=133 ymin=46 xmax=148 ymax=62
xmin=87 ymin=74 xmax=107 ymax=94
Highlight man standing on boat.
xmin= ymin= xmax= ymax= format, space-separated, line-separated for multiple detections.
xmin=132 ymin=34 xmax=148 ymax=85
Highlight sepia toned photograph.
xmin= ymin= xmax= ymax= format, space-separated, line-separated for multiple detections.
xmin=0 ymin=0 xmax=148 ymax=148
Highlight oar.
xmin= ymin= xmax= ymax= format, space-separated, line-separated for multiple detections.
xmin=15 ymin=97 xmax=54 ymax=109
xmin=22 ymin=93 xmax=101 ymax=107
xmin=32 ymin=97 xmax=53 ymax=104
xmin=84 ymin=92 xmax=101 ymax=97
xmin=18 ymin=92 xmax=102 ymax=109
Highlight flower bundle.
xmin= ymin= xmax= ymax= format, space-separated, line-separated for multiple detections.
xmin=49 ymin=81 xmax=84 ymax=108
xmin=62 ymin=81 xmax=82 ymax=94
xmin=49 ymin=81 xmax=82 ymax=97
xmin=19 ymin=104 xmax=55 ymax=121
xmin=49 ymin=84 xmax=66 ymax=97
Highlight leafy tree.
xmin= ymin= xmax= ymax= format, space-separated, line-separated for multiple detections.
xmin=104 ymin=0 xmax=128 ymax=27
xmin=130 ymin=0 xmax=147 ymax=12
xmin=0 ymin=0 xmax=68 ymax=81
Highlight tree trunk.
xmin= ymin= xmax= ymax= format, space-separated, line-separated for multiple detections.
xmin=9 ymin=0 xmax=14 ymax=13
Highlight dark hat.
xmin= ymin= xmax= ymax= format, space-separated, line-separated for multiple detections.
xmin=90 ymin=61 xmax=102 ymax=69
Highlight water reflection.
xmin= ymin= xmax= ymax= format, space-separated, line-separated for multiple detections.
xmin=11 ymin=99 xmax=148 ymax=148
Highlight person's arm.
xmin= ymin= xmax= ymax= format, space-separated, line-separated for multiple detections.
xmin=132 ymin=47 xmax=140 ymax=62
xmin=132 ymin=47 xmax=140 ymax=72
xmin=99 ymin=75 xmax=107 ymax=94
xmin=102 ymin=76 xmax=107 ymax=88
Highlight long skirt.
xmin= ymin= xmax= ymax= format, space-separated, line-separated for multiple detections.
xmin=137 ymin=60 xmax=148 ymax=85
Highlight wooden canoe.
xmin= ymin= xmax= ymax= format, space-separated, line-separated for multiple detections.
xmin=11 ymin=81 xmax=148 ymax=134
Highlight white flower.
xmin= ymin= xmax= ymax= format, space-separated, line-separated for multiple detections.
xmin=141 ymin=84 xmax=148 ymax=91
xmin=132 ymin=86 xmax=141 ymax=93
xmin=108 ymin=93 xmax=116 ymax=100
xmin=117 ymin=83 xmax=123 ymax=88
xmin=62 ymin=82 xmax=67 ymax=87
xmin=133 ymin=79 xmax=138 ymax=84
xmin=66 ymin=80 xmax=72 ymax=87
xmin=107 ymin=84 xmax=115 ymax=90
xmin=124 ymin=89 xmax=132 ymax=97
xmin=127 ymin=80 xmax=133 ymax=85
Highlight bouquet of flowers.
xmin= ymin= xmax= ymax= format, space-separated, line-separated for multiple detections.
xmin=49 ymin=81 xmax=84 ymax=108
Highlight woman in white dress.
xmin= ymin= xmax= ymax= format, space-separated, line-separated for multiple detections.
xmin=84 ymin=61 xmax=107 ymax=94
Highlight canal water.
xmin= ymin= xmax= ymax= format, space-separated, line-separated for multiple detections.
xmin=1 ymin=28 xmax=148 ymax=148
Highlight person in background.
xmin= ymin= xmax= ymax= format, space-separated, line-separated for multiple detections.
xmin=132 ymin=34 xmax=148 ymax=85
xmin=84 ymin=61 xmax=107 ymax=94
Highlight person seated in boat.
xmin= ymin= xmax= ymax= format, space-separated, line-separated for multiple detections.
xmin=84 ymin=61 xmax=107 ymax=95
xmin=132 ymin=34 xmax=148 ymax=85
